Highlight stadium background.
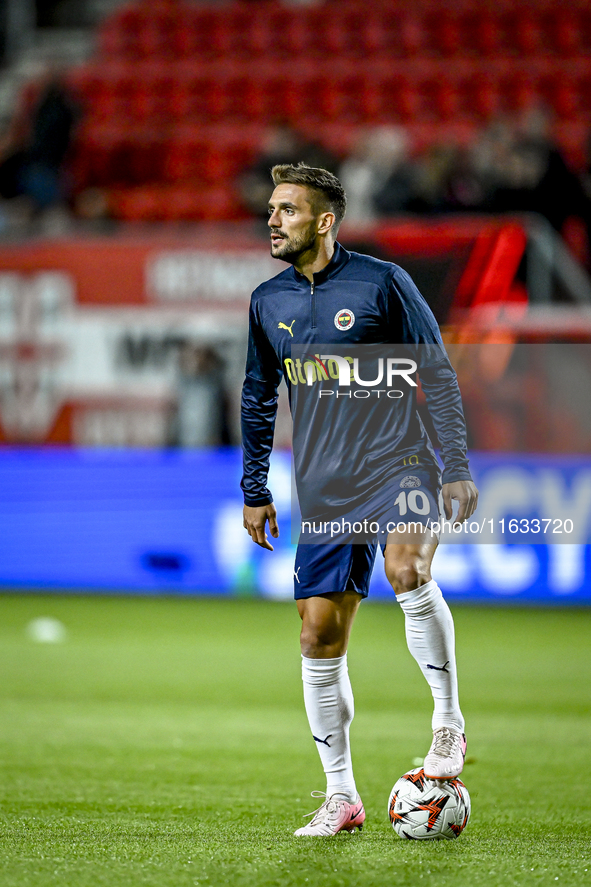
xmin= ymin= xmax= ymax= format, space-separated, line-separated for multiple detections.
xmin=1 ymin=4 xmax=590 ymax=887
xmin=1 ymin=0 xmax=591 ymax=603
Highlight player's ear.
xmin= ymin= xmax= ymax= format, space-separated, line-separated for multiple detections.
xmin=318 ymin=211 xmax=335 ymax=236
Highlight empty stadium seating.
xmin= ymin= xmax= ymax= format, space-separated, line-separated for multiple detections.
xmin=64 ymin=0 xmax=591 ymax=221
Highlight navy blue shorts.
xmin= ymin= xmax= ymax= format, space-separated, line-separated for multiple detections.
xmin=294 ymin=465 xmax=441 ymax=600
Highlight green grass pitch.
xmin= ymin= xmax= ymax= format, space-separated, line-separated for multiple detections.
xmin=0 ymin=593 xmax=589 ymax=887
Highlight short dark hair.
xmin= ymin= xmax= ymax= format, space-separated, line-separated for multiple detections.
xmin=271 ymin=163 xmax=347 ymax=233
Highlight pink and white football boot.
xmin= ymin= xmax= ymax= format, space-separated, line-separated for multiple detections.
xmin=423 ymin=727 xmax=467 ymax=780
xmin=294 ymin=792 xmax=365 ymax=837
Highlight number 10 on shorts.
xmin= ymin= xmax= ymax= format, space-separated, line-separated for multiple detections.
xmin=394 ymin=490 xmax=431 ymax=515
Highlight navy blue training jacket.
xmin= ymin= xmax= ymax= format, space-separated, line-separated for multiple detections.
xmin=240 ymin=242 xmax=472 ymax=511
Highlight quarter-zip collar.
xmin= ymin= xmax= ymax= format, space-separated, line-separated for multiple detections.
xmin=291 ymin=242 xmax=351 ymax=288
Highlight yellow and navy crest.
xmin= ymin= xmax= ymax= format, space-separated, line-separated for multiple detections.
xmin=334 ymin=309 xmax=355 ymax=331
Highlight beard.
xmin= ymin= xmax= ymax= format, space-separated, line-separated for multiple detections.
xmin=270 ymin=221 xmax=318 ymax=264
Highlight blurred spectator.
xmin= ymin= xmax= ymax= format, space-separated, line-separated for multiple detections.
xmin=407 ymin=143 xmax=458 ymax=213
xmin=0 ymin=115 xmax=33 ymax=235
xmin=0 ymin=117 xmax=27 ymax=200
xmin=339 ymin=126 xmax=417 ymax=223
xmin=0 ymin=64 xmax=78 ymax=221
xmin=23 ymin=73 xmax=77 ymax=210
xmin=239 ymin=123 xmax=337 ymax=219
xmin=403 ymin=109 xmax=591 ymax=263
xmin=73 ymin=187 xmax=116 ymax=233
xmin=440 ymin=145 xmax=488 ymax=212
xmin=469 ymin=118 xmax=516 ymax=204
xmin=580 ymin=131 xmax=591 ymax=203
xmin=171 ymin=343 xmax=232 ymax=448
xmin=485 ymin=108 xmax=589 ymax=233
xmin=408 ymin=142 xmax=486 ymax=214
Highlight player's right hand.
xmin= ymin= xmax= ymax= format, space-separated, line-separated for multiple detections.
xmin=243 ymin=503 xmax=279 ymax=551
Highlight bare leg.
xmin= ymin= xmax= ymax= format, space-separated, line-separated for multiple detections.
xmin=297 ymin=589 xmax=362 ymax=658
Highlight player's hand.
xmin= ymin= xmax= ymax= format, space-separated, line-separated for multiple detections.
xmin=442 ymin=481 xmax=478 ymax=526
xmin=243 ymin=503 xmax=279 ymax=551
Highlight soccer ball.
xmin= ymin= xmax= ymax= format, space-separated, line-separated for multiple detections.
xmin=388 ymin=768 xmax=470 ymax=840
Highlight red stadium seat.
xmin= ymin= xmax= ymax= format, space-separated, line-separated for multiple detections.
xmin=97 ymin=7 xmax=143 ymax=58
xmin=128 ymin=63 xmax=177 ymax=123
xmin=338 ymin=7 xmax=370 ymax=57
xmin=398 ymin=14 xmax=429 ymax=58
xmin=127 ymin=127 xmax=167 ymax=184
xmin=256 ymin=72 xmax=312 ymax=123
xmin=164 ymin=126 xmax=208 ymax=182
xmin=210 ymin=74 xmax=268 ymax=123
xmin=81 ymin=123 xmax=165 ymax=187
xmin=500 ymin=73 xmax=539 ymax=115
xmin=361 ymin=14 xmax=387 ymax=58
xmin=135 ymin=18 xmax=176 ymax=59
xmin=317 ymin=74 xmax=368 ymax=124
xmin=539 ymin=74 xmax=581 ymax=121
xmin=172 ymin=8 xmax=218 ymax=59
xmin=303 ymin=122 xmax=358 ymax=161
xmin=74 ymin=123 xmax=134 ymax=187
xmin=280 ymin=12 xmax=310 ymax=56
xmin=464 ymin=11 xmax=504 ymax=57
xmin=157 ymin=186 xmax=206 ymax=222
xmin=168 ymin=65 xmax=215 ymax=122
xmin=91 ymin=63 xmax=135 ymax=123
xmin=461 ymin=74 xmax=502 ymax=121
xmin=65 ymin=65 xmax=99 ymax=110
xmin=359 ymin=10 xmax=406 ymax=58
xmin=146 ymin=184 xmax=238 ymax=222
xmin=402 ymin=76 xmax=426 ymax=121
xmin=98 ymin=22 xmax=134 ymax=58
xmin=205 ymin=125 xmax=260 ymax=177
xmin=165 ymin=124 xmax=258 ymax=185
xmin=202 ymin=9 xmax=255 ymax=58
xmin=579 ymin=9 xmax=591 ymax=52
xmin=250 ymin=9 xmax=308 ymax=57
xmin=109 ymin=185 xmax=163 ymax=221
xmin=504 ymin=11 xmax=545 ymax=56
xmin=375 ymin=73 xmax=423 ymax=123
xmin=313 ymin=9 xmax=368 ymax=58
xmin=544 ymin=10 xmax=582 ymax=56
xmin=434 ymin=80 xmax=462 ymax=122
xmin=200 ymin=185 xmax=239 ymax=221
xmin=425 ymin=10 xmax=462 ymax=57
xmin=554 ymin=121 xmax=589 ymax=172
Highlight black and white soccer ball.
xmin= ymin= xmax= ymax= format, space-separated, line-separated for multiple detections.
xmin=388 ymin=767 xmax=471 ymax=840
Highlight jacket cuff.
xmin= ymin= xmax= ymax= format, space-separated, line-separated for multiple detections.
xmin=243 ymin=493 xmax=274 ymax=507
xmin=441 ymin=469 xmax=473 ymax=485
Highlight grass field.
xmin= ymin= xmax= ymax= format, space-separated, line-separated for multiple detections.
xmin=0 ymin=593 xmax=589 ymax=887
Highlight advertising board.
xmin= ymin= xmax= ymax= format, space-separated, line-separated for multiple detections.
xmin=0 ymin=448 xmax=588 ymax=604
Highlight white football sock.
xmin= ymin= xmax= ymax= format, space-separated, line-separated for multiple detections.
xmin=397 ymin=579 xmax=465 ymax=732
xmin=301 ymin=654 xmax=357 ymax=802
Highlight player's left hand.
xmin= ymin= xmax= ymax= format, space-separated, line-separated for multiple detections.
xmin=243 ymin=503 xmax=279 ymax=550
xmin=442 ymin=480 xmax=479 ymax=526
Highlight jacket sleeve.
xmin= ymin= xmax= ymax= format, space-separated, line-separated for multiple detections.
xmin=389 ymin=268 xmax=473 ymax=485
xmin=240 ymin=298 xmax=283 ymax=506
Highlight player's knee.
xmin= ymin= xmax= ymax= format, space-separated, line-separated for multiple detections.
xmin=300 ymin=619 xmax=345 ymax=658
xmin=385 ymin=556 xmax=430 ymax=595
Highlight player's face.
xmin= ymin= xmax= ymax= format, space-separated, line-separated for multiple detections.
xmin=268 ymin=184 xmax=319 ymax=263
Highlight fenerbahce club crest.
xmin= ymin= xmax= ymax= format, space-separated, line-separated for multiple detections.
xmin=334 ymin=309 xmax=355 ymax=331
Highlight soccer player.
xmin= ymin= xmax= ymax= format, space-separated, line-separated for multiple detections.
xmin=241 ymin=164 xmax=478 ymax=837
